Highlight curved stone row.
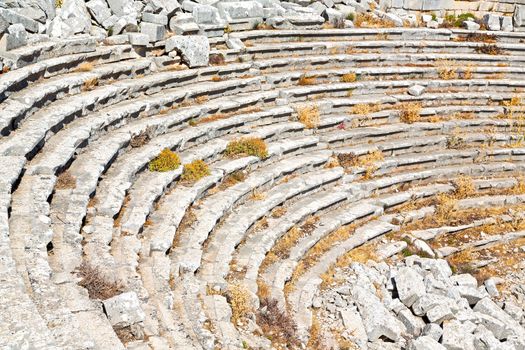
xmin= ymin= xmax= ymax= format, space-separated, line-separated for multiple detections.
xmin=2 ymin=27 xmax=525 ymax=349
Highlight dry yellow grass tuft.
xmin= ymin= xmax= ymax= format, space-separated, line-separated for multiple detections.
xmin=324 ymin=156 xmax=341 ymax=169
xmin=354 ymin=13 xmax=394 ymax=28
xmin=436 ymin=60 xmax=458 ymax=80
xmin=351 ymin=103 xmax=380 ymax=116
xmin=255 ymin=22 xmax=273 ymax=30
xmin=167 ymin=63 xmax=188 ymax=71
xmin=462 ymin=64 xmax=474 ymax=79
xmin=257 ymin=280 xmax=271 ymax=300
xmin=228 ymin=284 xmax=253 ymax=323
xmin=271 ymin=206 xmax=287 ymax=218
xmin=399 ymin=102 xmax=421 ymax=124
xmin=296 ymin=104 xmax=320 ymax=129
xmin=76 ymin=62 xmax=94 ymax=72
xmin=195 ymin=95 xmax=209 ymax=104
xmin=336 ymin=150 xmax=384 ymax=171
xmin=298 ymin=74 xmax=317 ymax=86
xmin=340 ymin=72 xmax=357 ymax=83
xmin=434 ymin=193 xmax=457 ymax=224
xmin=82 ymin=77 xmax=99 ymax=91
xmin=453 ymin=175 xmax=476 ymax=199
xmin=250 ymin=189 xmax=267 ymax=201
xmin=257 ymin=297 xmax=300 ymax=348
xmin=455 ymin=32 xmax=497 ymax=44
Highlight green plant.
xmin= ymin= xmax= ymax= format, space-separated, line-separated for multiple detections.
xmin=149 ymin=148 xmax=181 ymax=172
xmin=401 ymin=247 xmax=414 ymax=257
xmin=225 ymin=137 xmax=268 ymax=159
xmin=55 ymin=0 xmax=63 ymax=7
xmin=456 ymin=13 xmax=476 ymax=26
xmin=347 ymin=13 xmax=355 ymax=21
xmin=181 ymin=160 xmax=210 ymax=182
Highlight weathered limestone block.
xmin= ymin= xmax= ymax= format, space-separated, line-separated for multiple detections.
xmin=395 ymin=267 xmax=426 ymax=307
xmin=140 ymin=22 xmax=165 ymax=42
xmin=193 ymin=4 xmax=223 ymax=24
xmin=454 ymin=286 xmax=488 ymax=305
xmin=103 ymin=292 xmax=145 ymax=328
xmin=47 ymin=14 xmax=72 ymax=38
xmin=0 ymin=16 xmax=7 ymax=33
xmin=340 ymin=307 xmax=368 ymax=348
xmin=142 ymin=12 xmax=168 ymax=25
xmin=385 ymin=12 xmax=403 ymax=26
xmin=128 ymin=32 xmax=149 ymax=46
xmin=514 ymin=4 xmax=525 ymax=28
xmin=0 ymin=8 xmax=39 ymax=33
xmin=165 ymin=35 xmax=209 ymax=67
xmin=483 ymin=13 xmax=501 ymax=31
xmin=409 ymin=336 xmax=446 ymax=350
xmin=422 ymin=323 xmax=443 ymax=341
xmin=426 ymin=304 xmax=454 ymax=324
xmin=87 ymin=0 xmax=112 ymax=25
xmin=107 ymin=0 xmax=138 ymax=17
xmin=59 ymin=0 xmax=92 ymax=34
xmin=408 ymin=84 xmax=425 ymax=96
xmin=217 ymin=1 xmax=264 ymax=20
xmin=463 ymin=20 xmax=480 ymax=31
xmin=0 ymin=24 xmax=27 ymax=51
xmin=398 ymin=308 xmax=425 ymax=336
xmin=352 ymin=286 xmax=402 ymax=342
xmin=404 ymin=0 xmax=452 ymax=10
xmin=323 ymin=8 xmax=344 ymax=24
xmin=308 ymin=2 xmax=327 ymax=15
xmin=442 ymin=320 xmax=476 ymax=350
xmin=500 ymin=16 xmax=512 ymax=31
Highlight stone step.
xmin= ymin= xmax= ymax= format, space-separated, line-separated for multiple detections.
xmin=0 ymin=73 xmax=262 ymax=159
xmin=198 ymin=166 xmax=345 ymax=286
xmin=0 ymin=57 xmax=152 ymax=136
xmin=282 ymin=168 xmax=525 ymax=334
xmin=235 ymin=186 xmax=353 ymax=285
xmin=169 ymin=149 xmax=330 ymax=276
xmin=267 ymin=164 xmax=515 ymax=306
xmin=0 ymin=36 xmax=97 ymax=69
xmin=242 ymin=39 xmax=525 ymax=59
xmin=0 ymin=192 xmax=60 ymax=349
xmin=0 ymin=44 xmax=136 ymax=104
xmin=229 ymin=28 xmax=453 ymax=43
xmin=7 ymin=174 xmax=123 ymax=349
xmin=253 ymin=52 xmax=525 ymax=72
